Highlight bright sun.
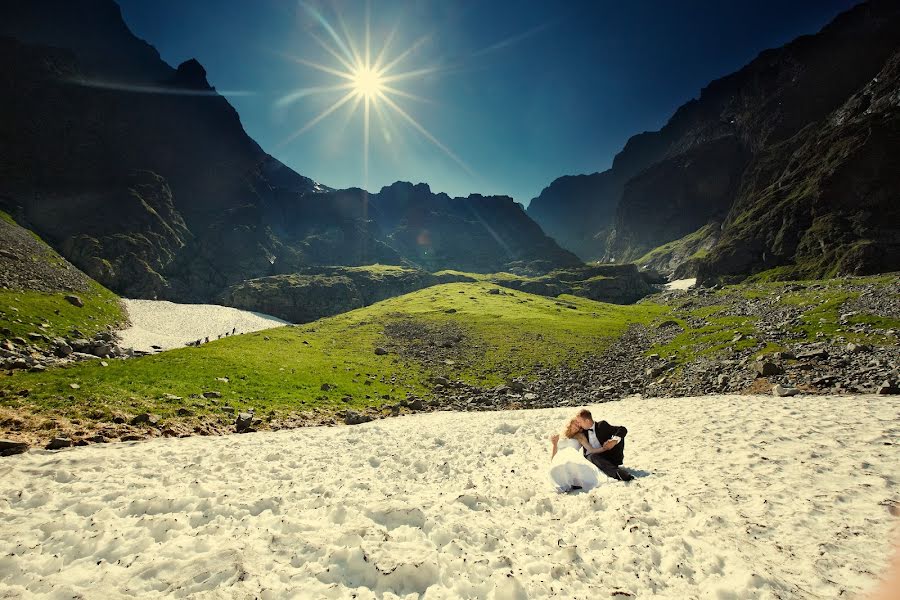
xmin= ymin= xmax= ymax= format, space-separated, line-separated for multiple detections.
xmin=279 ymin=3 xmax=473 ymax=184
xmin=352 ymin=66 xmax=384 ymax=98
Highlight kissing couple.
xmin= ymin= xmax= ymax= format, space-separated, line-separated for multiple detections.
xmin=549 ymin=408 xmax=634 ymax=492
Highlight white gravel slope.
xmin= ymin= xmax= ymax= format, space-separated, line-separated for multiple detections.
xmin=0 ymin=394 xmax=897 ymax=599
xmin=118 ymin=299 xmax=288 ymax=352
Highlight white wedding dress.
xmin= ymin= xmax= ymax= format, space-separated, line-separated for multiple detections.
xmin=549 ymin=436 xmax=604 ymax=492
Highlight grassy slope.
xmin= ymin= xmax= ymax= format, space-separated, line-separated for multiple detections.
xmin=0 ymin=282 xmax=667 ymax=424
xmin=0 ymin=284 xmax=125 ymax=346
xmin=2 ymin=272 xmax=895 ymax=435
xmin=634 ymin=222 xmax=718 ymax=267
xmin=0 ymin=210 xmax=127 ymax=347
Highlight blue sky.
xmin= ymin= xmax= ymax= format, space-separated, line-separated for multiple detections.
xmin=117 ymin=0 xmax=857 ymax=205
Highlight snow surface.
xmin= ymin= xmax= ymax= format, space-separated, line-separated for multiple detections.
xmin=118 ymin=299 xmax=288 ymax=352
xmin=1 ymin=394 xmax=897 ymax=599
xmin=665 ymin=278 xmax=697 ymax=291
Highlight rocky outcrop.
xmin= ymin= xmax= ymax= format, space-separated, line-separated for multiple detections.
xmin=697 ymin=45 xmax=900 ymax=283
xmin=528 ymin=0 xmax=900 ymax=280
xmin=220 ymin=267 xmax=472 ymax=323
xmin=635 ymin=223 xmax=721 ymax=279
xmin=490 ymin=263 xmax=656 ymax=305
xmin=0 ymin=2 xmax=580 ymax=303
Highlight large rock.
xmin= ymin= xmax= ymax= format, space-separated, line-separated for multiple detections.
xmin=0 ymin=439 xmax=28 ymax=456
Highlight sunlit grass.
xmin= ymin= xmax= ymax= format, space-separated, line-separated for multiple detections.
xmin=0 ymin=282 xmax=666 ymax=424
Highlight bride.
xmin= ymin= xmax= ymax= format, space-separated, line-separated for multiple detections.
xmin=548 ymin=414 xmax=605 ymax=492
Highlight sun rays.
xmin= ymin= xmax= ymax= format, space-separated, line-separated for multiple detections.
xmin=277 ymin=2 xmax=473 ymax=185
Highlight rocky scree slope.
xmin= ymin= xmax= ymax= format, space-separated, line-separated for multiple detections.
xmin=0 ymin=212 xmax=130 ymax=376
xmin=528 ymin=1 xmax=900 ymax=282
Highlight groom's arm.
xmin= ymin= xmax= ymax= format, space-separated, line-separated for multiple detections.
xmin=597 ymin=420 xmax=628 ymax=440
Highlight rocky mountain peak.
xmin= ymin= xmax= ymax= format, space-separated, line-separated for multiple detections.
xmin=171 ymin=58 xmax=212 ymax=90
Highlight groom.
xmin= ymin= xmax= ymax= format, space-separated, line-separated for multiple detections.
xmin=575 ymin=409 xmax=634 ymax=481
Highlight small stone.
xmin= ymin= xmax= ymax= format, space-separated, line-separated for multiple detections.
xmin=773 ymin=384 xmax=800 ymax=397
xmin=202 ymin=391 xmax=222 ymax=399
xmin=215 ymin=377 xmax=229 ymax=383
xmin=131 ymin=413 xmax=160 ymax=426
xmin=163 ymin=393 xmax=183 ymax=401
xmin=754 ymin=361 xmax=783 ymax=377
xmin=344 ymin=410 xmax=374 ymax=425
xmin=222 ymin=405 xmax=235 ymax=414
xmin=176 ymin=407 xmax=194 ymax=416
xmin=645 ymin=366 xmax=665 ymax=379
xmin=100 ymin=361 xmax=109 ymax=367
xmin=64 ymin=295 xmax=84 ymax=308
xmin=69 ymin=383 xmax=81 ymax=389
xmin=508 ymin=381 xmax=526 ymax=392
xmin=374 ymin=347 xmax=388 ymax=356
xmin=487 ymin=288 xmax=501 ymax=295
xmin=876 ymin=381 xmax=900 ymax=395
xmin=46 ymin=437 xmax=72 ymax=450
xmin=846 ymin=342 xmax=869 ymax=354
xmin=320 ymin=383 xmax=333 ymax=391
xmin=236 ymin=412 xmax=254 ymax=432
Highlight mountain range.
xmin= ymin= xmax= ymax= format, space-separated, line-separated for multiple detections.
xmin=527 ymin=0 xmax=900 ymax=283
xmin=1 ymin=0 xmax=898 ymax=305
xmin=0 ymin=0 xmax=577 ymax=304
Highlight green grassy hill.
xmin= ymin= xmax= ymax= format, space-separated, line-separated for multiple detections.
xmin=0 ymin=282 xmax=666 ymax=435
xmin=2 ymin=271 xmax=896 ymax=448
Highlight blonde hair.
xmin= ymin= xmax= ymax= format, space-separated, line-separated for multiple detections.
xmin=564 ymin=417 xmax=583 ymax=439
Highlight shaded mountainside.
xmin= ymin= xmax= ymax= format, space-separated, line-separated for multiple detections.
xmin=0 ymin=0 xmax=577 ymax=303
xmin=219 ymin=266 xmax=472 ymax=324
xmin=220 ymin=262 xmax=656 ymax=323
xmin=528 ymin=0 xmax=900 ymax=282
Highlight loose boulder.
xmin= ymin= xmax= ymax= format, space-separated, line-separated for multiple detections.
xmin=755 ymin=361 xmax=784 ymax=377
xmin=64 ymin=295 xmax=84 ymax=308
xmin=773 ymin=384 xmax=800 ymax=397
xmin=0 ymin=439 xmax=28 ymax=456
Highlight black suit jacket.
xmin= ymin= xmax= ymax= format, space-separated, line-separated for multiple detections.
xmin=583 ymin=420 xmax=628 ymax=463
xmin=592 ymin=420 xmax=627 ymax=445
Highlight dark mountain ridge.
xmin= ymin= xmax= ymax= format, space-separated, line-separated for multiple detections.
xmin=528 ymin=0 xmax=900 ymax=282
xmin=0 ymin=0 xmax=578 ymax=303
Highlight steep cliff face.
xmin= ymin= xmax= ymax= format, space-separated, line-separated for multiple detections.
xmin=524 ymin=172 xmax=618 ymax=260
xmin=528 ymin=0 xmax=900 ymax=280
xmin=699 ymin=47 xmax=900 ymax=282
xmin=0 ymin=0 xmax=578 ymax=302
